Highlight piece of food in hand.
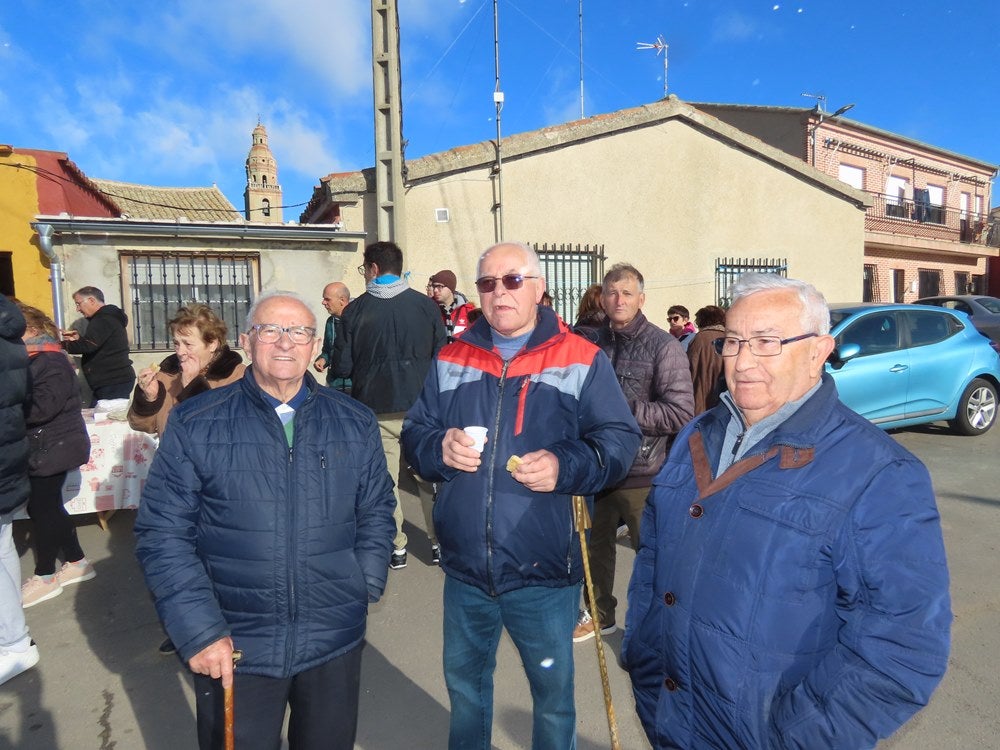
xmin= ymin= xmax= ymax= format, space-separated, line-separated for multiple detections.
xmin=506 ymin=455 xmax=523 ymax=473
xmin=150 ymin=362 xmax=160 ymax=373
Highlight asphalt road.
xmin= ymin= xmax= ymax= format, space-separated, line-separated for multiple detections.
xmin=1 ymin=421 xmax=997 ymax=749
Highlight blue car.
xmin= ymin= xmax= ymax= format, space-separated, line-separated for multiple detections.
xmin=826 ymin=303 xmax=1000 ymax=435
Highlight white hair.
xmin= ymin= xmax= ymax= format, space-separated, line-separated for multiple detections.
xmin=730 ymin=273 xmax=830 ymax=335
xmin=245 ymin=289 xmax=317 ymax=331
xmin=476 ymin=241 xmax=542 ymax=278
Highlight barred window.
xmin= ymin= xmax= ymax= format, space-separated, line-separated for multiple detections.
xmin=120 ymin=252 xmax=259 ymax=350
xmin=532 ymin=242 xmax=606 ymax=323
xmin=715 ymin=257 xmax=788 ymax=309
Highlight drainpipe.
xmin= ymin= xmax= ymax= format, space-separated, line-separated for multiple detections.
xmin=33 ymin=223 xmax=66 ymax=331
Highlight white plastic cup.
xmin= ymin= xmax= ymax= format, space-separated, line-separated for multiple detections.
xmin=464 ymin=426 xmax=488 ymax=453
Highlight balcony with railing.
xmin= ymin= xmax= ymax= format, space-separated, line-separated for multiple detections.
xmin=866 ymin=192 xmax=991 ymax=247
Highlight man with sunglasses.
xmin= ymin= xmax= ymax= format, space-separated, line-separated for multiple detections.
xmin=135 ymin=290 xmax=396 ymax=749
xmin=623 ymin=273 xmax=951 ymax=749
xmin=403 ymin=242 xmax=640 ymax=750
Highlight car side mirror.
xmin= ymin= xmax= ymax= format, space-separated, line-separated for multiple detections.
xmin=827 ymin=342 xmax=861 ymax=369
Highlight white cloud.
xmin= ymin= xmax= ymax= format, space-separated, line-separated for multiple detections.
xmin=712 ymin=12 xmax=760 ymax=43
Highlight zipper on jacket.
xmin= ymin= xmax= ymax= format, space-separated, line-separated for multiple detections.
xmin=285 ymin=439 xmax=297 ymax=670
xmin=486 ymin=358 xmax=512 ymax=596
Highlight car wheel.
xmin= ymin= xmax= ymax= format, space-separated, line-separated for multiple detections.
xmin=948 ymin=378 xmax=998 ymax=436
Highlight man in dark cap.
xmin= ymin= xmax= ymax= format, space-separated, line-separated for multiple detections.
xmin=427 ymin=270 xmax=476 ymax=342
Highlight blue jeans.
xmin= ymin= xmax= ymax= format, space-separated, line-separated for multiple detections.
xmin=443 ymin=576 xmax=580 ymax=750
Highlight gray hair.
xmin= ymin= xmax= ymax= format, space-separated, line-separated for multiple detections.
xmin=730 ymin=273 xmax=830 ymax=335
xmin=476 ymin=241 xmax=542 ymax=278
xmin=245 ymin=289 xmax=317 ymax=332
xmin=603 ymin=263 xmax=644 ymax=292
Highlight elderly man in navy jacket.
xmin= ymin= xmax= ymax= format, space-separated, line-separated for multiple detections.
xmin=135 ymin=290 xmax=395 ymax=750
xmin=403 ymin=242 xmax=641 ymax=750
xmin=624 ymin=273 xmax=951 ymax=749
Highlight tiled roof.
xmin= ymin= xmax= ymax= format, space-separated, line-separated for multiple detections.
xmin=304 ymin=96 xmax=869 ymax=218
xmin=89 ymin=179 xmax=240 ymax=221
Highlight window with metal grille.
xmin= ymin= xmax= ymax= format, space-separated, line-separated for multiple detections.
xmin=121 ymin=252 xmax=259 ymax=350
xmin=918 ymin=269 xmax=941 ymax=299
xmin=532 ymin=242 xmax=606 ymax=323
xmin=715 ymin=257 xmax=787 ymax=309
xmin=863 ymin=264 xmax=880 ymax=302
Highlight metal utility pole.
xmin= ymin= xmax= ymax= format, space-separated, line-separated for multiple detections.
xmin=579 ymin=0 xmax=585 ymax=119
xmin=636 ymin=35 xmax=668 ymax=98
xmin=371 ymin=0 xmax=406 ymax=246
xmin=492 ymin=0 xmax=505 ymax=242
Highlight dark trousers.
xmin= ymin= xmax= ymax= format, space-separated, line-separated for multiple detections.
xmin=90 ymin=379 xmax=136 ymax=405
xmin=194 ymin=643 xmax=363 ymax=750
xmin=27 ymin=473 xmax=84 ymax=576
xmin=585 ymin=486 xmax=648 ymax=626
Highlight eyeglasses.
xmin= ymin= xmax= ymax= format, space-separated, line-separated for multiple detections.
xmin=475 ymin=274 xmax=540 ymax=294
xmin=714 ymin=332 xmax=818 ymax=357
xmin=668 ymin=315 xmax=683 ymax=322
xmin=426 ymin=283 xmax=447 ymax=292
xmin=249 ymin=324 xmax=317 ymax=345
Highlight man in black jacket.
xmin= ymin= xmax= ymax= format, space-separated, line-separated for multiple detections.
xmin=0 ymin=294 xmax=40 ymax=685
xmin=334 ymin=242 xmax=447 ymax=569
xmin=573 ymin=263 xmax=694 ymax=642
xmin=61 ymin=286 xmax=135 ymax=405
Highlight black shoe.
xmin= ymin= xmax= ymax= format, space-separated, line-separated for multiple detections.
xmin=390 ymin=549 xmax=407 ymax=570
xmin=158 ymin=637 xmax=177 ymax=655
xmin=431 ymin=544 xmax=441 ymax=565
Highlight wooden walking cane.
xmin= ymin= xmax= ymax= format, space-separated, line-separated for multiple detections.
xmin=573 ymin=495 xmax=622 ymax=750
xmin=224 ymin=649 xmax=244 ymax=750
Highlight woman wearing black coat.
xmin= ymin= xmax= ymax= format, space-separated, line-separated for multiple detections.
xmin=17 ymin=304 xmax=93 ymax=608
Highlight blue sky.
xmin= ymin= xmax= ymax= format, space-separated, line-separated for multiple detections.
xmin=2 ymin=0 xmax=998 ymax=217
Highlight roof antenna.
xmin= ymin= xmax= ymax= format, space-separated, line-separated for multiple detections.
xmin=636 ymin=35 xmax=668 ymax=98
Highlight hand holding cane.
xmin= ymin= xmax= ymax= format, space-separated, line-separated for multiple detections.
xmin=574 ymin=495 xmax=622 ymax=750
xmin=224 ymin=649 xmax=244 ymax=750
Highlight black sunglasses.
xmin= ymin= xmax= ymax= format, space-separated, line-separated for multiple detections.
xmin=475 ymin=274 xmax=540 ymax=294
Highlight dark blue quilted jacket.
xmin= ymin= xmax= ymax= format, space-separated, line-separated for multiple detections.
xmin=623 ymin=375 xmax=951 ymax=749
xmin=134 ymin=368 xmax=396 ymax=677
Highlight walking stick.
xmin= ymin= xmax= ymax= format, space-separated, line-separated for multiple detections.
xmin=223 ymin=649 xmax=244 ymax=750
xmin=574 ymin=495 xmax=622 ymax=750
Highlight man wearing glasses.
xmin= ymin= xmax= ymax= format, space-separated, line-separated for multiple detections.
xmin=426 ymin=269 xmax=476 ymax=342
xmin=402 ymin=242 xmax=640 ymax=750
xmin=333 ymin=242 xmax=447 ymax=569
xmin=623 ymin=273 xmax=951 ymax=749
xmin=135 ymin=291 xmax=396 ymax=749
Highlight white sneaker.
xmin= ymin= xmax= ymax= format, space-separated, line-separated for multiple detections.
xmin=57 ymin=559 xmax=96 ymax=586
xmin=21 ymin=575 xmax=63 ymax=608
xmin=0 ymin=641 xmax=40 ymax=686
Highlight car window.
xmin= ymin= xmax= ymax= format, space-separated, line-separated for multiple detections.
xmin=975 ymin=297 xmax=1000 ymax=314
xmin=907 ymin=311 xmax=953 ymax=347
xmin=836 ymin=312 xmax=899 ymax=357
xmin=955 ymin=301 xmax=973 ymax=315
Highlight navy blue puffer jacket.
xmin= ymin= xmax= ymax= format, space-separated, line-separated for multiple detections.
xmin=134 ymin=369 xmax=396 ymax=677
xmin=402 ymin=308 xmax=641 ymax=595
xmin=0 ymin=294 xmax=29 ymax=514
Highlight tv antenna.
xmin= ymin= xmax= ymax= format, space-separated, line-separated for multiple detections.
xmin=637 ymin=35 xmax=668 ymax=98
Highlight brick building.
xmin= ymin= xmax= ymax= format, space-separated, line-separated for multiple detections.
xmin=694 ymin=103 xmax=998 ymax=303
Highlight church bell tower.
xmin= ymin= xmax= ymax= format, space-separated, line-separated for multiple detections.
xmin=244 ymin=122 xmax=282 ymax=223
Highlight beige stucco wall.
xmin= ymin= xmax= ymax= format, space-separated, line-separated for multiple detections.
xmin=51 ymin=233 xmax=360 ymax=371
xmin=392 ymin=117 xmax=865 ymax=318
